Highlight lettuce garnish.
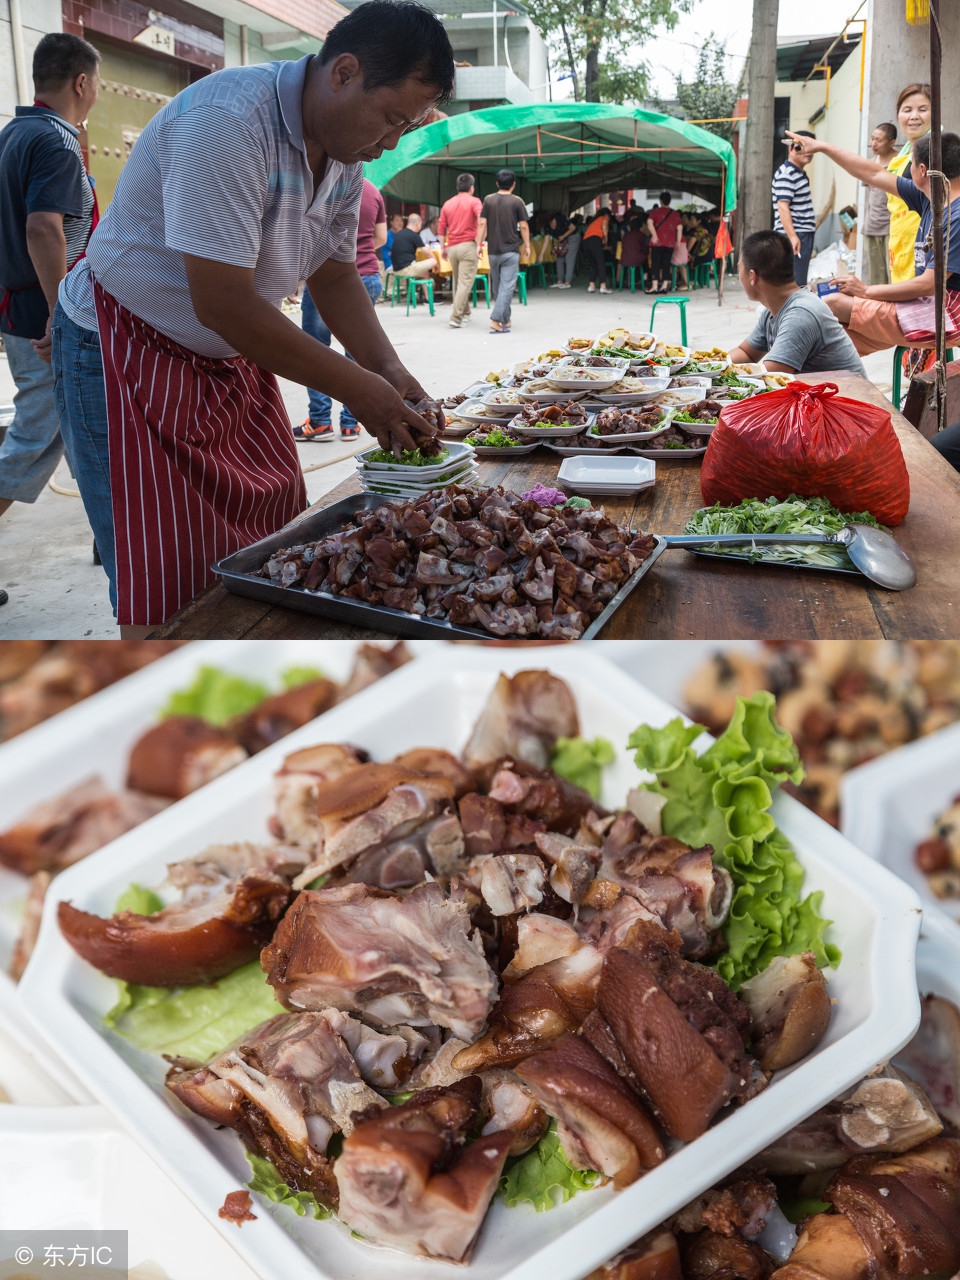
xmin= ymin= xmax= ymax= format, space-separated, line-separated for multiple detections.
xmin=499 ymin=1122 xmax=600 ymax=1211
xmin=245 ymin=1153 xmax=331 ymax=1219
xmin=114 ymin=883 xmax=165 ymax=916
xmin=550 ymin=736 xmax=615 ymax=800
xmin=159 ymin=664 xmax=324 ymax=725
xmin=628 ymin=692 xmax=840 ymax=989
xmin=105 ymin=960 xmax=279 ymax=1059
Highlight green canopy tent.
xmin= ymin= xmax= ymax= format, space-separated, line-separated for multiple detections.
xmin=363 ymin=102 xmax=737 ymax=216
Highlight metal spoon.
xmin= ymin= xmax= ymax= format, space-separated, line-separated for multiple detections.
xmin=663 ymin=524 xmax=917 ymax=591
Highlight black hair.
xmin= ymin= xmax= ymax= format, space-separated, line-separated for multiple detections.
xmin=740 ymin=230 xmax=796 ymax=286
xmin=876 ymin=121 xmax=898 ymax=142
xmin=496 ymin=168 xmax=516 ymax=189
xmin=793 ymin=129 xmax=816 ymax=139
xmin=456 ymin=172 xmax=475 ymax=192
xmin=912 ymin=131 xmax=960 ymax=180
xmin=33 ymin=32 xmax=99 ymax=90
xmin=659 ymin=190 xmax=672 ymax=204
xmin=320 ymin=1 xmax=455 ymax=101
xmin=628 ymin=215 xmax=641 ymax=231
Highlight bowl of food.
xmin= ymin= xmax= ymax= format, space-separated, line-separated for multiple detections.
xmin=595 ymin=377 xmax=671 ymax=405
xmin=18 ymin=647 xmax=922 ymax=1280
xmin=593 ymin=329 xmax=659 ymax=356
xmin=548 ymin=358 xmax=630 ymax=392
xmin=587 ymin=405 xmax=673 ymax=442
xmin=650 ymin=389 xmax=707 ymax=409
xmin=562 ymin=336 xmax=595 ymax=354
xmin=517 ymin=380 xmax=590 ymax=404
xmin=357 ymin=440 xmax=475 ymax=475
xmin=509 ymin=402 xmax=595 ymax=438
xmin=482 ymin=389 xmax=528 ymax=410
xmin=672 ymin=399 xmax=724 ymax=434
xmin=462 ymin=424 xmax=539 ymax=456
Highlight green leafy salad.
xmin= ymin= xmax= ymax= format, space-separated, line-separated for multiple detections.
xmin=160 ymin=664 xmax=324 ymax=724
xmin=464 ymin=428 xmax=521 ymax=448
xmin=684 ymin=495 xmax=885 ymax=569
xmin=592 ymin=345 xmax=636 ymax=361
xmin=674 ymin=409 xmax=718 ymax=425
xmin=102 ymin=694 xmax=835 ymax=1219
xmin=366 ymin=446 xmax=450 ymax=467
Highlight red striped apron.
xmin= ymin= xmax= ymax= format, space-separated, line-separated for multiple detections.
xmin=93 ymin=282 xmax=306 ymax=626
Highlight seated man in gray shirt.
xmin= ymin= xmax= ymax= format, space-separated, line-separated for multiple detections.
xmin=729 ymin=230 xmax=867 ymax=376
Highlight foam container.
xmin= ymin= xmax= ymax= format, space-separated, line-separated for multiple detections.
xmin=19 ymin=645 xmax=921 ymax=1280
xmin=840 ymin=719 xmax=960 ymax=933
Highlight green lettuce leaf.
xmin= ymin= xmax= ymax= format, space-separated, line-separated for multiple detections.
xmin=279 ymin=666 xmax=324 ymax=690
xmin=550 ymin=736 xmax=615 ymax=800
xmin=159 ymin=665 xmax=269 ymax=725
xmin=628 ymin=692 xmax=840 ymax=989
xmin=105 ymin=961 xmax=280 ymax=1059
xmin=246 ymin=1153 xmax=331 ymax=1219
xmin=499 ymin=1122 xmax=600 ymax=1212
xmin=113 ymin=883 xmax=165 ymax=916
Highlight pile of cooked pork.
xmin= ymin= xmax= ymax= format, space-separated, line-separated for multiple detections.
xmin=258 ymin=486 xmax=658 ymax=640
xmin=0 ymin=643 xmax=410 ymax=980
xmin=594 ymin=407 xmax=668 ymax=437
xmin=54 ymin=669 xmax=915 ymax=1271
xmin=515 ymin=400 xmax=589 ymax=427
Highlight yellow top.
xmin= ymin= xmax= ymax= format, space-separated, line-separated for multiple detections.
xmin=886 ymin=139 xmax=926 ymax=283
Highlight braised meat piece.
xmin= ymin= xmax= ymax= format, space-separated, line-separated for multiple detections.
xmin=672 ymin=1175 xmax=778 ymax=1238
xmin=229 ymin=679 xmax=339 ymax=754
xmin=739 ymin=951 xmax=831 ymax=1071
xmin=58 ymin=842 xmax=295 ymax=986
xmin=894 ymin=992 xmax=960 ymax=1127
xmin=270 ymin=743 xmax=368 ymax=850
xmin=478 ymin=1067 xmax=548 ymax=1156
xmin=680 ymin=1232 xmax=776 ymax=1280
xmin=586 ymin=1230 xmax=682 ymax=1280
xmin=126 ymin=717 xmax=249 ymax=800
xmin=516 ymin=401 xmax=588 ymax=427
xmin=337 ymin=641 xmax=411 ymax=701
xmin=334 ymin=1077 xmax=513 ymax=1261
xmin=407 ymin=397 xmax=446 ymax=453
xmin=0 ymin=776 xmax=168 ymax=875
xmin=594 ymin=407 xmax=666 ymax=436
xmin=262 ymin=881 xmax=496 ymax=1040
xmin=8 ymin=869 xmax=51 ymax=981
xmin=462 ymin=670 xmax=580 ymax=771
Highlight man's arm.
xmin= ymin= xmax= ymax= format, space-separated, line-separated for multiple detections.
xmin=476 ymin=216 xmax=487 ymax=250
xmin=728 ymin=340 xmax=765 ymax=364
xmin=25 ymin=211 xmax=68 ymax=360
xmin=646 ymin=217 xmax=658 ymax=245
xmin=777 ymin=200 xmax=801 ymax=255
xmin=835 ymin=265 xmax=934 ymax=302
xmin=373 ymin=220 xmax=387 ymax=251
xmin=785 ymin=131 xmax=901 ymax=194
xmin=518 ymin=218 xmax=530 ymax=255
xmin=183 ymin=254 xmax=435 ymax=454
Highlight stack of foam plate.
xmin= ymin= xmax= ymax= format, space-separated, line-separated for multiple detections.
xmin=356 ymin=440 xmax=478 ymax=499
xmin=556 ymin=454 xmax=657 ymax=496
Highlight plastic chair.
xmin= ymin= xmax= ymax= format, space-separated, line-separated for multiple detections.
xmin=392 ymin=275 xmax=434 ymax=316
xmin=516 ymin=271 xmax=528 ymax=305
xmin=892 ymin=344 xmax=955 ymax=409
xmin=472 ymin=275 xmax=491 ymax=309
xmin=618 ymin=266 xmax=640 ymax=293
xmin=649 ymin=296 xmax=689 ymax=346
xmin=527 ymin=262 xmax=547 ymax=289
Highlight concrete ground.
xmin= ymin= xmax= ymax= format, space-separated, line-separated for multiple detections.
xmin=0 ymin=277 xmax=893 ymax=639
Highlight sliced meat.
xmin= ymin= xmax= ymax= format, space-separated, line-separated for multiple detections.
xmin=479 ymin=1067 xmax=548 ymax=1156
xmin=680 ymin=1231 xmax=776 ymax=1280
xmin=479 ymin=853 xmax=547 ymax=916
xmin=262 ymin=881 xmax=495 ymax=1040
xmin=334 ymin=1077 xmax=513 ymax=1261
xmin=0 ymin=777 xmax=168 ymax=875
xmin=672 ymin=1175 xmax=778 ymax=1239
xmin=894 ymin=992 xmax=960 ymax=1128
xmin=336 ymin=641 xmax=412 ymax=702
xmin=462 ymin=670 xmax=580 ymax=772
xmin=501 ymin=913 xmax=582 ymax=980
xmin=514 ymin=1034 xmax=665 ymax=1188
xmin=739 ymin=952 xmax=832 ymax=1072
xmin=8 ymin=869 xmax=51 ymax=981
xmin=585 ymin=1230 xmax=682 ymax=1280
xmin=392 ymin=748 xmax=475 ymax=798
xmin=271 ymin=743 xmax=367 ymax=849
xmin=229 ymin=679 xmax=339 ymax=754
xmin=126 ymin=717 xmax=248 ymax=800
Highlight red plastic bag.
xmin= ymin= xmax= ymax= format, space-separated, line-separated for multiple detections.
xmin=700 ymin=382 xmax=910 ymax=526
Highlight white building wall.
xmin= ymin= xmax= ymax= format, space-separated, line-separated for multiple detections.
xmin=0 ymin=0 xmax=63 ymax=127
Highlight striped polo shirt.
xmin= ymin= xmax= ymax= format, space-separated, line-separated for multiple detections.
xmin=772 ymin=160 xmax=815 ymax=235
xmin=60 ymin=56 xmax=362 ymax=358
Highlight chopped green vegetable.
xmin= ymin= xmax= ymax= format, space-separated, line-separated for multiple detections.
xmin=464 ymin=427 xmax=521 ymax=448
xmin=499 ymin=1122 xmax=600 ymax=1212
xmin=105 ymin=960 xmax=280 ymax=1059
xmin=628 ymin=692 xmax=840 ymax=989
xmin=684 ymin=495 xmax=885 ymax=570
xmin=114 ymin=884 xmax=165 ymax=916
xmin=551 ymin=736 xmax=615 ymax=800
xmin=279 ymin=666 xmax=324 ymax=690
xmin=246 ymin=1153 xmax=332 ymax=1219
xmin=674 ymin=410 xmax=718 ymax=425
xmin=592 ymin=345 xmax=635 ymax=360
xmin=159 ymin=666 xmax=268 ymax=725
xmin=366 ymin=446 xmax=450 ymax=467
xmin=564 ymin=496 xmax=592 ymax=509
xmin=715 ymin=371 xmax=751 ymax=387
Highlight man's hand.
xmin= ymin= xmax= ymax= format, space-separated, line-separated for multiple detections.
xmin=788 ymin=231 xmax=802 ymax=256
xmin=349 ymin=368 xmax=439 ymax=454
xmin=834 ymin=275 xmax=868 ymax=298
xmin=784 ymin=130 xmax=823 ymax=157
xmin=31 ymin=316 xmax=53 ymax=364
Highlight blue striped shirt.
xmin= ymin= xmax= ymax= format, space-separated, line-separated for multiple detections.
xmin=772 ymin=160 xmax=815 ymax=235
xmin=60 ymin=57 xmax=362 ymax=358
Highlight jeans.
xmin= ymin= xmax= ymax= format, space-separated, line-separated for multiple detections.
xmin=794 ymin=231 xmax=815 ymax=286
xmin=0 ymin=331 xmax=64 ymax=502
xmin=51 ymin=302 xmax=117 ymax=612
xmin=556 ymin=234 xmax=580 ymax=284
xmin=489 ymin=251 xmax=520 ymax=326
xmin=447 ymin=241 xmax=477 ymax=322
xmin=301 ymin=273 xmax=382 ymax=427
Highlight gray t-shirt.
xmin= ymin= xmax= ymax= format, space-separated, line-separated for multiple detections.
xmin=745 ymin=290 xmax=867 ymax=376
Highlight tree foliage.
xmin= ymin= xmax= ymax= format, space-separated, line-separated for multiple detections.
xmin=671 ymin=35 xmax=741 ymax=141
xmin=526 ymin=0 xmax=693 ymax=104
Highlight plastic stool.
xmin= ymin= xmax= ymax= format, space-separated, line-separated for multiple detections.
xmin=527 ymin=262 xmax=547 ymax=289
xmin=892 ymin=343 xmax=956 ymax=408
xmin=649 ymin=296 xmax=689 ymax=346
xmin=397 ymin=276 xmax=434 ymax=316
xmin=472 ymin=275 xmax=490 ymax=309
xmin=516 ymin=271 xmax=528 ymax=305
xmin=618 ymin=266 xmax=639 ymax=293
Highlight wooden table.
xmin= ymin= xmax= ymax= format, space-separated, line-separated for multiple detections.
xmin=151 ymin=375 xmax=960 ymax=640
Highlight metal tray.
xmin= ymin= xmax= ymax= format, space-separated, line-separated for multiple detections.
xmin=213 ymin=495 xmax=668 ymax=640
xmin=688 ymin=548 xmax=862 ymax=576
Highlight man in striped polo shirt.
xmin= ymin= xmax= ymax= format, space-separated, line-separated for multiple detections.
xmin=52 ymin=1 xmax=455 ymax=633
xmin=772 ymin=131 xmax=817 ymax=286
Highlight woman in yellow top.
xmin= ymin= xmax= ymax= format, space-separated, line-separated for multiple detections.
xmin=887 ymin=83 xmax=932 ymax=282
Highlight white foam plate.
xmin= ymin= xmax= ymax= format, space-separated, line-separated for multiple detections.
xmin=650 ymin=390 xmax=707 ymax=410
xmin=19 ymin=646 xmax=921 ymax=1280
xmin=516 ymin=383 xmax=590 ymax=404
xmin=557 ymin=455 xmax=656 ymax=489
xmin=541 ymin=441 xmax=626 ymax=456
xmin=586 ymin=410 xmax=673 ymax=444
xmin=440 ymin=399 xmax=516 ymax=425
xmin=465 ymin=442 xmax=539 ymax=457
xmin=674 ymin=413 xmax=719 ymax=435
xmin=595 ymin=378 xmax=671 ymax=405
xmin=630 ymin=443 xmax=708 ymax=458
xmin=360 ymin=468 xmax=481 ymax=497
xmin=592 ymin=330 xmax=660 ymax=357
xmin=510 ymin=414 xmax=596 ymax=440
xmin=840 ymin=720 xmax=960 ymax=935
xmin=670 ymin=376 xmax=713 ymax=390
xmin=357 ymin=441 xmax=475 ymax=476
xmin=481 ymin=391 xmax=529 ymax=412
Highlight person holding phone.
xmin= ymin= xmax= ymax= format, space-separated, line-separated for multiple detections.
xmin=773 ymin=131 xmax=816 ymax=285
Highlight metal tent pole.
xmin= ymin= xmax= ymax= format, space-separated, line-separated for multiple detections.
xmin=930 ymin=0 xmax=946 ymax=437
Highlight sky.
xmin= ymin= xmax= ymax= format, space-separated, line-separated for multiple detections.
xmin=549 ymin=0 xmax=867 ymax=102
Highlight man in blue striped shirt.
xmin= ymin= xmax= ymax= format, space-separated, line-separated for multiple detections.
xmin=773 ymin=131 xmax=817 ymax=286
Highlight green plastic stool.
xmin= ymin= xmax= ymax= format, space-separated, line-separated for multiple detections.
xmin=649 ymin=296 xmax=689 ymax=346
xmin=892 ymin=343 xmax=955 ymax=408
xmin=397 ymin=276 xmax=434 ymax=316
xmin=516 ymin=271 xmax=528 ymax=305
xmin=527 ymin=262 xmax=547 ymax=289
xmin=618 ymin=266 xmax=639 ymax=293
xmin=472 ymin=275 xmax=491 ymax=309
